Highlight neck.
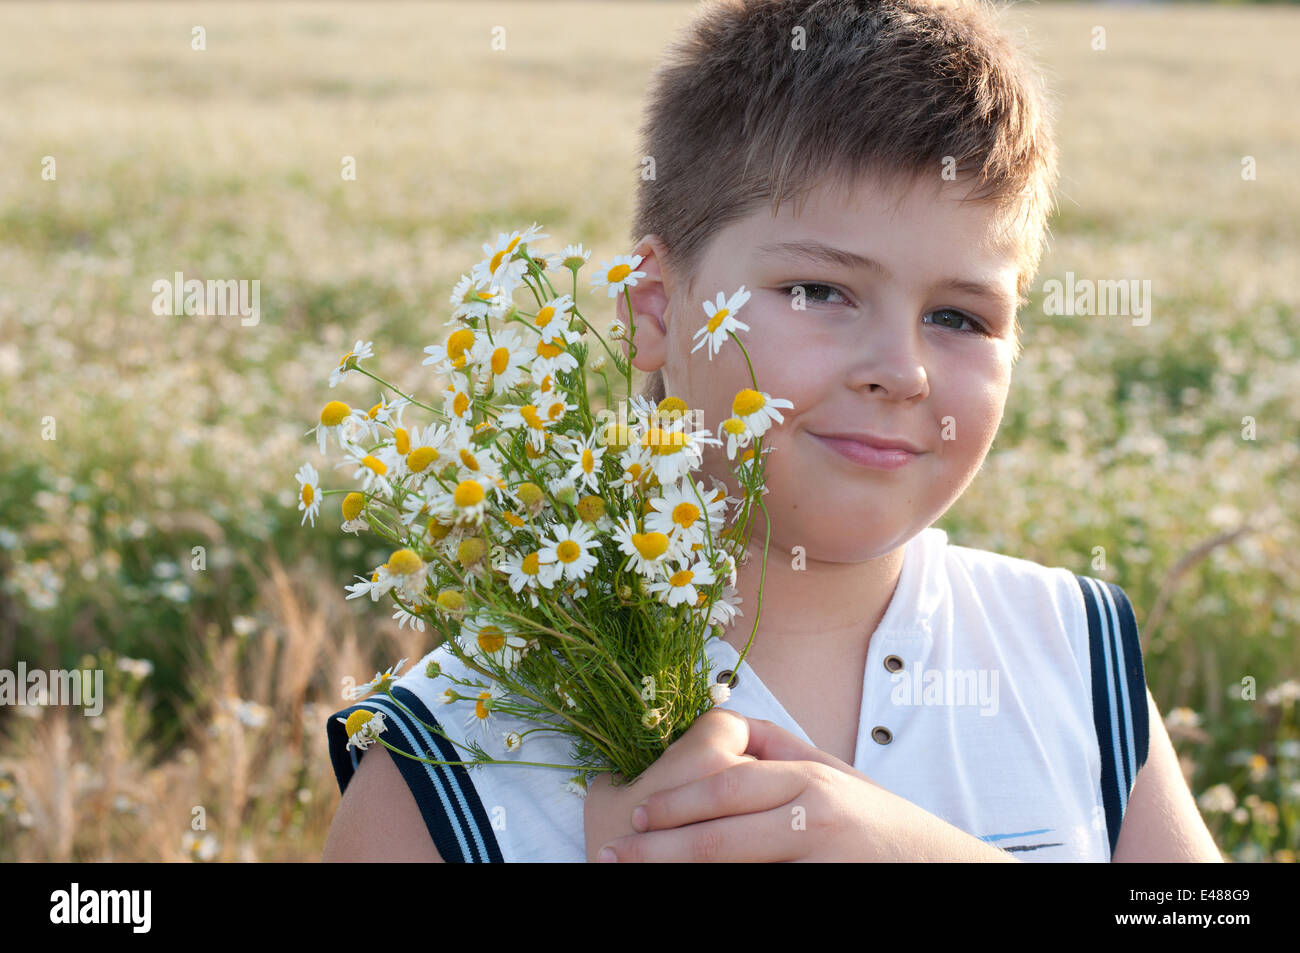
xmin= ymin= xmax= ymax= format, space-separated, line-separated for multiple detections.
xmin=721 ymin=533 xmax=908 ymax=672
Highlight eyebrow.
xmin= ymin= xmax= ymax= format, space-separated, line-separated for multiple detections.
xmin=754 ymin=239 xmax=1016 ymax=312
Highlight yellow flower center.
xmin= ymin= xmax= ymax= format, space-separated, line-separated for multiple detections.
xmin=454 ymin=480 xmax=486 ymax=508
xmin=300 ymin=484 xmax=314 ymax=506
xmin=491 ymin=347 xmax=510 ymax=375
xmin=459 ymin=448 xmax=479 ymax=470
xmin=633 ymin=532 xmax=669 ymax=560
xmin=536 ymin=305 xmax=555 ymax=327
xmin=407 ymin=447 xmax=439 ymax=472
xmin=516 ymin=482 xmax=543 ymax=506
xmin=475 ymin=691 xmax=492 ymax=720
xmin=368 ymin=402 xmax=383 ymax=420
xmin=338 ymin=350 xmax=355 ymax=368
xmin=446 ymin=329 xmax=476 ymax=363
xmin=362 ymin=455 xmax=387 ymax=475
xmin=722 ymin=417 xmax=747 ymax=436
xmin=669 ymin=568 xmax=695 ymax=587
xmin=644 ymin=428 xmax=687 ymax=456
xmin=706 ymin=308 xmax=729 ymax=333
xmin=672 ymin=502 xmax=700 ymax=528
xmin=606 ymin=264 xmax=631 ymax=283
xmin=504 ymin=511 xmax=524 ymax=528
xmin=521 ymin=405 xmax=546 ymax=430
xmin=344 ymin=710 xmax=375 ymax=738
xmin=477 ymin=625 xmax=507 ymax=654
xmin=394 ymin=428 xmax=410 ymax=455
xmin=436 ymin=589 xmax=465 ymax=612
xmin=556 ymin=540 xmax=582 ymax=563
xmin=457 ymin=537 xmax=487 ymax=567
xmin=577 ymin=495 xmax=605 ymax=523
xmin=341 ymin=492 xmax=364 ymax=521
xmin=386 ymin=549 xmax=423 ymax=576
xmin=733 ymin=389 xmax=766 ymax=417
xmin=522 ymin=552 xmax=541 ymax=575
xmin=453 ymin=391 xmax=470 ymax=417
xmin=546 ymin=401 xmax=566 ymax=422
xmin=320 ymin=401 xmax=351 ymax=427
xmin=536 ymin=340 xmax=565 ymax=360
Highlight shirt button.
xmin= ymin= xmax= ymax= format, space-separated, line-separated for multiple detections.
xmin=871 ymin=726 xmax=893 ymax=745
xmin=716 ymin=669 xmax=739 ymax=690
xmin=883 ymin=655 xmax=904 ymax=673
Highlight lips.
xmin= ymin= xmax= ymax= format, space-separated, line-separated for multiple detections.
xmin=808 ymin=430 xmax=925 ymax=471
xmin=809 ymin=431 xmax=926 ymax=454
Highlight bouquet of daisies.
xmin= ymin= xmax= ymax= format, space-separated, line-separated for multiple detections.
xmin=298 ymin=223 xmax=793 ymax=787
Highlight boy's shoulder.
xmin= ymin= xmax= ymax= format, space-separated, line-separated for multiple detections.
xmin=325 ymin=639 xmax=588 ymax=863
xmin=929 ymin=527 xmax=1087 ymax=613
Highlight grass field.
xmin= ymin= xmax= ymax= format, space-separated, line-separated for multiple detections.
xmin=0 ymin=1 xmax=1296 ymax=862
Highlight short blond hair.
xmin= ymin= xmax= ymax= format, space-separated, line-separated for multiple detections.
xmin=632 ymin=0 xmax=1060 ymax=403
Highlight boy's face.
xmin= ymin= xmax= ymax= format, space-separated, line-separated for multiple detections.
xmin=621 ymin=173 xmax=1022 ymax=563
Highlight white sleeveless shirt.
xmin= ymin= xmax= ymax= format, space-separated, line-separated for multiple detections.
xmin=327 ymin=526 xmax=1149 ymax=862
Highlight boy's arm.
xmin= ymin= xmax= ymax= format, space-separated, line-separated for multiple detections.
xmin=1110 ymin=687 xmax=1224 ymax=862
xmin=322 ymin=745 xmax=445 ymax=863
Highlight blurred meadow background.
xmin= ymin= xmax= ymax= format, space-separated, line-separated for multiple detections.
xmin=0 ymin=0 xmax=1296 ymax=862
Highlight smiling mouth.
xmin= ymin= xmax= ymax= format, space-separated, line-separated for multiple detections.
xmin=809 ymin=432 xmax=922 ymax=471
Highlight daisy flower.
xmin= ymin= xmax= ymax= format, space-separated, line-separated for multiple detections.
xmin=503 ymin=731 xmax=523 ymax=753
xmin=472 ymin=224 xmax=548 ymax=296
xmin=709 ymin=681 xmax=731 ymax=705
xmin=530 ymin=326 xmax=583 ymax=381
xmin=334 ymin=442 xmax=394 ymax=499
xmin=718 ymin=416 xmax=753 ymax=461
xmin=645 ymin=476 xmax=728 ymax=553
xmin=338 ymin=709 xmax=388 ymax=752
xmin=590 ymin=254 xmax=646 ymax=298
xmin=562 ymin=430 xmax=608 ymax=493
xmin=392 ymin=602 xmax=426 ymax=632
xmin=343 ymin=570 xmax=383 ymax=602
xmin=472 ymin=328 xmax=532 ymax=393
xmin=530 ymin=294 xmax=576 ymax=344
xmin=355 ymin=394 xmax=412 ymax=443
xmin=563 ymin=773 xmax=589 ymax=798
xmin=732 ymin=388 xmax=794 ymax=438
xmin=423 ymin=327 xmax=480 ymax=375
xmin=308 ymin=400 xmax=367 ymax=455
xmin=440 ymin=370 xmax=476 ymax=424
xmin=349 ymin=658 xmax=410 ymax=699
xmin=611 ymin=513 xmax=682 ymax=579
xmin=459 ymin=612 xmax=529 ymax=671
xmin=497 ymin=547 xmax=562 ymax=598
xmin=691 ymin=287 xmax=752 ymax=360
xmin=295 ymin=462 xmax=321 ymax=527
xmin=708 ymin=582 xmax=743 ymax=628
xmin=536 ymin=520 xmax=600 ymax=584
xmin=463 ymin=682 xmax=508 ymax=742
xmin=373 ymin=549 xmax=429 ymax=602
xmin=559 ymin=244 xmax=590 ymax=270
xmin=329 ymin=339 xmax=375 ymax=388
xmin=498 ymin=390 xmax=577 ymax=454
xmin=638 ymin=422 xmax=722 ymax=487
xmin=433 ymin=476 xmax=494 ymax=527
xmin=647 ymin=555 xmax=717 ymax=608
xmin=448 ymin=274 xmax=507 ymax=326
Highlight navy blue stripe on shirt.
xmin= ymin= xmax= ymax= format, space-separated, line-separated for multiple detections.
xmin=1076 ymin=574 xmax=1150 ymax=859
xmin=326 ymin=685 xmax=504 ymax=862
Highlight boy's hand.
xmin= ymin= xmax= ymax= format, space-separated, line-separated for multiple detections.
xmin=583 ymin=708 xmax=756 ymax=862
xmin=587 ymin=713 xmax=1020 ymax=862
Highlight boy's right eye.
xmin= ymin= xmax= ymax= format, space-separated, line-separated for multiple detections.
xmin=780 ymin=283 xmax=850 ymax=306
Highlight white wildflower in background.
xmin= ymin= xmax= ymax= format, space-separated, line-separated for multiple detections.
xmin=295 ymin=462 xmax=321 ymax=527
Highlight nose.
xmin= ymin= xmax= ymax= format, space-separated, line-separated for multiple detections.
xmin=843 ymin=311 xmax=930 ymax=401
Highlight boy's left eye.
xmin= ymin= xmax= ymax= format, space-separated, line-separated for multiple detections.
xmin=925 ymin=308 xmax=987 ymax=335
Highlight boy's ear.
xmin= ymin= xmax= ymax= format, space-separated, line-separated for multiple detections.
xmin=615 ymin=234 xmax=673 ymax=375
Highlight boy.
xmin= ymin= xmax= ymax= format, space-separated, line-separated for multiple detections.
xmin=322 ymin=0 xmax=1221 ymax=862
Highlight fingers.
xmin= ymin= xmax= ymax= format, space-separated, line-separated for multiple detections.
xmin=742 ymin=715 xmax=855 ymax=775
xmin=632 ymin=758 xmax=808 ymax=833
xmin=664 ymin=706 xmax=752 ymax=776
xmin=603 ymin=808 xmax=801 ymax=862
